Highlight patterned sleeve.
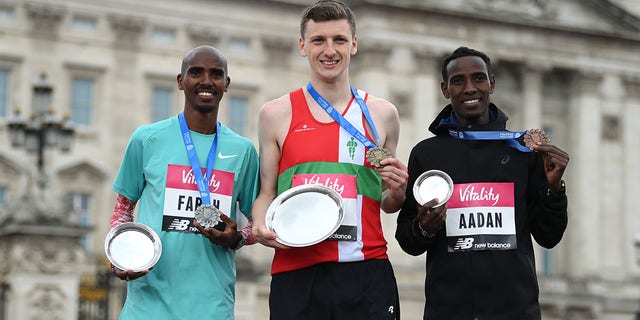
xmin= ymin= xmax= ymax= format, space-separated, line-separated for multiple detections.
xmin=239 ymin=219 xmax=256 ymax=245
xmin=109 ymin=194 xmax=138 ymax=229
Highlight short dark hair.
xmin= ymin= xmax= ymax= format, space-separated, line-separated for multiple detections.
xmin=441 ymin=46 xmax=492 ymax=81
xmin=180 ymin=45 xmax=228 ymax=76
xmin=300 ymin=0 xmax=356 ymax=38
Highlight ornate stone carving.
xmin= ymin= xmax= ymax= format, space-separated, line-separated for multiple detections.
xmin=352 ymin=42 xmax=392 ymax=71
xmin=107 ymin=14 xmax=145 ymax=49
xmin=3 ymin=234 xmax=87 ymax=274
xmin=187 ymin=25 xmax=221 ymax=46
xmin=469 ymin=0 xmax=556 ymax=20
xmin=25 ymin=2 xmax=64 ymax=39
xmin=262 ymin=36 xmax=294 ymax=67
xmin=28 ymin=285 xmax=66 ymax=320
xmin=411 ymin=48 xmax=440 ymax=74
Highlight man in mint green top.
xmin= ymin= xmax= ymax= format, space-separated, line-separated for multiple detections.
xmin=109 ymin=45 xmax=259 ymax=319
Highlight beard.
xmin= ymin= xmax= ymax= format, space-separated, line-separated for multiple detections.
xmin=192 ymin=103 xmax=218 ymax=114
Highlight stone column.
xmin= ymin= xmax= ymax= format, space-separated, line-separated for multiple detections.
xmin=565 ymin=71 xmax=603 ymax=278
xmin=351 ymin=42 xmax=392 ymax=99
xmin=108 ymin=14 xmax=145 ymax=150
xmin=622 ymin=77 xmax=640 ymax=275
xmin=521 ymin=63 xmax=545 ymax=129
xmin=411 ymin=49 xmax=441 ymax=144
xmin=0 ymin=223 xmax=88 ymax=320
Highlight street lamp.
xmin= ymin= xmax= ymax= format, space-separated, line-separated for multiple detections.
xmin=6 ymin=72 xmax=74 ymax=189
xmin=635 ymin=232 xmax=640 ymax=320
xmin=636 ymin=233 xmax=640 ymax=267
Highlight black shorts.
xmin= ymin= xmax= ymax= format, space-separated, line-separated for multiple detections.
xmin=269 ymin=259 xmax=400 ymax=320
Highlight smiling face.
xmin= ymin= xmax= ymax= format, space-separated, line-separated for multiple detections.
xmin=177 ymin=47 xmax=230 ymax=114
xmin=441 ymin=55 xmax=495 ymax=126
xmin=299 ymin=19 xmax=357 ymax=83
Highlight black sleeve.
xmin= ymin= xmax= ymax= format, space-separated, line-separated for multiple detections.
xmin=527 ymin=157 xmax=568 ymax=249
xmin=395 ymin=146 xmax=436 ymax=256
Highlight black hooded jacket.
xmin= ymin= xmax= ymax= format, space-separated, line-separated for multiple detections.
xmin=395 ymin=104 xmax=568 ymax=320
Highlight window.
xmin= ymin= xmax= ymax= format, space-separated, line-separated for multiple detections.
xmin=0 ymin=6 xmax=14 ymax=20
xmin=0 ymin=68 xmax=9 ymax=117
xmin=67 ymin=192 xmax=93 ymax=250
xmin=151 ymin=86 xmax=174 ymax=122
xmin=0 ymin=187 xmax=6 ymax=208
xmin=229 ymin=38 xmax=250 ymax=51
xmin=71 ymin=16 xmax=97 ymax=32
xmin=541 ymin=249 xmax=552 ymax=276
xmin=151 ymin=27 xmax=176 ymax=42
xmin=70 ymin=77 xmax=94 ymax=125
xmin=228 ymin=96 xmax=248 ymax=135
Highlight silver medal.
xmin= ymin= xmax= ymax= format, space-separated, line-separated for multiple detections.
xmin=194 ymin=204 xmax=223 ymax=229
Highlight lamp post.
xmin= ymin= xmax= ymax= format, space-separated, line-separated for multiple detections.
xmin=6 ymin=72 xmax=74 ymax=190
xmin=635 ymin=232 xmax=640 ymax=320
xmin=1 ymin=72 xmax=88 ymax=320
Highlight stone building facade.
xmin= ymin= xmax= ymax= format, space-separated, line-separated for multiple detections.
xmin=0 ymin=0 xmax=638 ymax=319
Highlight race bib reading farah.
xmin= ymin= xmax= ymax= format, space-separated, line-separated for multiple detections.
xmin=445 ymin=182 xmax=517 ymax=252
xmin=162 ymin=164 xmax=235 ymax=233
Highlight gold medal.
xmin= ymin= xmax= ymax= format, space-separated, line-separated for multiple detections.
xmin=523 ymin=128 xmax=550 ymax=150
xmin=366 ymin=147 xmax=392 ymax=168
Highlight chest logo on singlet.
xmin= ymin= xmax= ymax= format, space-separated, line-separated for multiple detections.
xmin=346 ymin=137 xmax=358 ymax=160
xmin=293 ymin=123 xmax=317 ymax=133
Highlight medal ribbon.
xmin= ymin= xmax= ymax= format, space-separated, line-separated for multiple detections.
xmin=178 ymin=113 xmax=220 ymax=205
xmin=448 ymin=129 xmax=531 ymax=152
xmin=306 ymin=82 xmax=381 ymax=148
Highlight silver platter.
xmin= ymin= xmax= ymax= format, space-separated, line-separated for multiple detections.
xmin=266 ymin=184 xmax=345 ymax=247
xmin=413 ymin=169 xmax=453 ymax=207
xmin=104 ymin=222 xmax=162 ymax=272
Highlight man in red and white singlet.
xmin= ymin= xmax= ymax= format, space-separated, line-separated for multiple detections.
xmin=251 ymin=1 xmax=408 ymax=319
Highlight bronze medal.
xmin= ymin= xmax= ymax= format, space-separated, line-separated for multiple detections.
xmin=366 ymin=147 xmax=392 ymax=168
xmin=523 ymin=128 xmax=551 ymax=150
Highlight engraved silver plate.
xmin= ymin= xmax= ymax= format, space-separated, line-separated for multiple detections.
xmin=194 ymin=204 xmax=223 ymax=229
xmin=104 ymin=222 xmax=162 ymax=272
xmin=413 ymin=170 xmax=454 ymax=207
xmin=265 ymin=184 xmax=345 ymax=247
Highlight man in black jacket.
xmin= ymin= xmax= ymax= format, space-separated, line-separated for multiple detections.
xmin=395 ymin=46 xmax=570 ymax=320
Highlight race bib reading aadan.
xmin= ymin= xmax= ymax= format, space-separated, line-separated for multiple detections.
xmin=445 ymin=182 xmax=517 ymax=252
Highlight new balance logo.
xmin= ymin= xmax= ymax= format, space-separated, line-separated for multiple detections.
xmin=168 ymin=219 xmax=191 ymax=231
xmin=454 ymin=237 xmax=474 ymax=250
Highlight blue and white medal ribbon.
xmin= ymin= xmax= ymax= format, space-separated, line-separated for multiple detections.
xmin=178 ymin=113 xmax=220 ymax=205
xmin=306 ymin=82 xmax=381 ymax=148
xmin=448 ymin=129 xmax=532 ymax=152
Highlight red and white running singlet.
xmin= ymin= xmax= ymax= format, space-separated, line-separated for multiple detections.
xmin=271 ymin=88 xmax=388 ymax=275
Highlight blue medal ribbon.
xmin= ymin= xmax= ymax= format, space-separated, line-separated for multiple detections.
xmin=448 ymin=129 xmax=531 ymax=152
xmin=178 ymin=113 xmax=219 ymax=205
xmin=306 ymin=82 xmax=381 ymax=148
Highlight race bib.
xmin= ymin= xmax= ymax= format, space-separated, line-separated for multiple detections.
xmin=445 ymin=182 xmax=517 ymax=252
xmin=162 ymin=164 xmax=235 ymax=233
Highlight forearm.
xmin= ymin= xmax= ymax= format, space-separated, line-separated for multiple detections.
xmin=110 ymin=194 xmax=137 ymax=229
xmin=381 ymin=188 xmax=406 ymax=213
xmin=251 ymin=193 xmax=275 ymax=230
